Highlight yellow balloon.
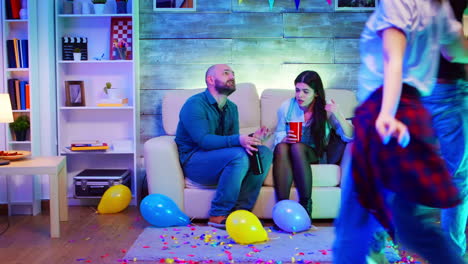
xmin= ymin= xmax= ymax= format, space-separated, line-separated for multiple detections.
xmin=97 ymin=184 xmax=132 ymax=214
xmin=226 ymin=210 xmax=268 ymax=245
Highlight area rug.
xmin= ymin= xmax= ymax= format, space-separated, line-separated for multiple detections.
xmin=124 ymin=226 xmax=401 ymax=263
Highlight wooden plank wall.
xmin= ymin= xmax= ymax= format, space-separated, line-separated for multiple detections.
xmin=138 ymin=0 xmax=371 ymax=143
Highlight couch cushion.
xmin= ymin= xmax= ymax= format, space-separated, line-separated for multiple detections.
xmin=162 ymin=83 xmax=260 ymax=136
xmin=260 ymin=88 xmax=358 ymax=149
xmin=183 ymin=186 xmax=341 ymax=219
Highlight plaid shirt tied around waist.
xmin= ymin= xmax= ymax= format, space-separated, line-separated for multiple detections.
xmin=352 ymin=85 xmax=461 ymax=233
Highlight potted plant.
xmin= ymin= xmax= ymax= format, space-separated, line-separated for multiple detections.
xmin=73 ymin=47 xmax=81 ymax=61
xmin=10 ymin=115 xmax=30 ymax=141
xmin=103 ymin=82 xmax=122 ymax=99
xmin=92 ymin=0 xmax=106 ymax=14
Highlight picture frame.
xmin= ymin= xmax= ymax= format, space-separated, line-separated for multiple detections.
xmin=110 ymin=17 xmax=133 ymax=60
xmin=65 ymin=81 xmax=86 ymax=107
xmin=335 ymin=0 xmax=378 ymax=11
xmin=153 ymin=0 xmax=196 ymax=11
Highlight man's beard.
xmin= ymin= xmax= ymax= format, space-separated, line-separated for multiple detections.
xmin=215 ymin=79 xmax=236 ymax=96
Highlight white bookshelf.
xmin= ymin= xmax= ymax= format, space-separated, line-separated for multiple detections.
xmin=1 ymin=0 xmax=41 ymax=215
xmin=54 ymin=0 xmax=140 ymax=204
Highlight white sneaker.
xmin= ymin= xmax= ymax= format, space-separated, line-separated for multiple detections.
xmin=309 ymin=224 xmax=318 ymax=231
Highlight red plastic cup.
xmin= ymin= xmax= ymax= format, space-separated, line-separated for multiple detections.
xmin=288 ymin=122 xmax=303 ymax=142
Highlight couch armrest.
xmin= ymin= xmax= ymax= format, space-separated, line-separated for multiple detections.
xmin=144 ymin=136 xmax=185 ymax=211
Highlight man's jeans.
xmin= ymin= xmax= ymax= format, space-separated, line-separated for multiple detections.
xmin=333 ymin=144 xmax=466 ymax=264
xmin=183 ymin=146 xmax=272 ymax=217
xmin=422 ymin=81 xmax=468 ymax=257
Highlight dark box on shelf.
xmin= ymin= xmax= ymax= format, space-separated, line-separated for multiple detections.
xmin=62 ymin=37 xmax=88 ymax=61
xmin=74 ymin=169 xmax=131 ymax=198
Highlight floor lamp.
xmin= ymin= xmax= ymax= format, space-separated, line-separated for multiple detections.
xmin=0 ymin=93 xmax=14 ymax=165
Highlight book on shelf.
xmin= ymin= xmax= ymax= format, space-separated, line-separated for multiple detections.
xmin=13 ymin=38 xmax=20 ymax=68
xmin=25 ymin=84 xmax=30 ymax=109
xmin=7 ymin=79 xmax=17 ymax=110
xmin=71 ymin=141 xmax=107 ymax=147
xmin=19 ymin=81 xmax=27 ymax=110
xmin=19 ymin=39 xmax=28 ymax=68
xmin=70 ymin=143 xmax=109 ymax=151
xmin=14 ymin=79 xmax=20 ymax=109
xmin=5 ymin=0 xmax=13 ymax=19
xmin=97 ymin=98 xmax=129 ymax=107
xmin=6 ymin=40 xmax=16 ymax=68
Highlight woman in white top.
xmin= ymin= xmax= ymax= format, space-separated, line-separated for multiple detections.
xmin=273 ymin=70 xmax=354 ymax=217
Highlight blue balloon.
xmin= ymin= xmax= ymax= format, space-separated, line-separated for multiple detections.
xmin=140 ymin=194 xmax=190 ymax=227
xmin=272 ymin=200 xmax=311 ymax=233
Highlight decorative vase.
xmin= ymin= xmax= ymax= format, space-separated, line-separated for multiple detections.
xmin=63 ymin=1 xmax=73 ymax=14
xmin=107 ymin=88 xmax=123 ymax=99
xmin=94 ymin=3 xmax=105 ymax=14
xmin=116 ymin=1 xmax=127 ymax=13
xmin=82 ymin=3 xmax=91 ymax=14
xmin=19 ymin=8 xmax=28 ymax=19
xmin=73 ymin=1 xmax=82 ymax=14
xmin=115 ymin=47 xmax=127 ymax=60
xmin=73 ymin=52 xmax=81 ymax=61
xmin=14 ymin=130 xmax=27 ymax=141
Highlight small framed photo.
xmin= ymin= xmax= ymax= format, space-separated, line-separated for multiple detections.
xmin=153 ymin=0 xmax=196 ymax=11
xmin=65 ymin=81 xmax=86 ymax=107
xmin=335 ymin=0 xmax=378 ymax=11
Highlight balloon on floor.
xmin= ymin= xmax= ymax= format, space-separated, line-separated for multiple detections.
xmin=226 ymin=210 xmax=268 ymax=245
xmin=97 ymin=184 xmax=132 ymax=214
xmin=140 ymin=193 xmax=190 ymax=227
xmin=272 ymin=200 xmax=311 ymax=233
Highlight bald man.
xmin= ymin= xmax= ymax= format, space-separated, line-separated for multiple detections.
xmin=175 ymin=64 xmax=273 ymax=229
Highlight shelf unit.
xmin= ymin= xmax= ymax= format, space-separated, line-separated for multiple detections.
xmin=1 ymin=0 xmax=41 ymax=215
xmin=54 ymin=0 xmax=140 ymax=204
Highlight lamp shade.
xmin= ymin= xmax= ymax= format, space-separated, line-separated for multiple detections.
xmin=0 ymin=94 xmax=14 ymax=123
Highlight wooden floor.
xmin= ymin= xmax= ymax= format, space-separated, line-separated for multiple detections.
xmin=0 ymin=206 xmax=148 ymax=264
xmin=0 ymin=206 xmax=337 ymax=264
xmin=0 ymin=206 xmax=463 ymax=264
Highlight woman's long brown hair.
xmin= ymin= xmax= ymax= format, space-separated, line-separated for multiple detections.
xmin=294 ymin=71 xmax=327 ymax=157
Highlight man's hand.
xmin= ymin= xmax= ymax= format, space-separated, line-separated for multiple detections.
xmin=252 ymin=126 xmax=272 ymax=141
xmin=375 ymin=113 xmax=410 ymax=148
xmin=240 ymin=134 xmax=262 ymax=155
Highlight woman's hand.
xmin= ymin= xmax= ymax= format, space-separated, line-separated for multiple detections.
xmin=325 ymin=99 xmax=338 ymax=114
xmin=375 ymin=113 xmax=410 ymax=147
xmin=281 ymin=130 xmax=299 ymax=144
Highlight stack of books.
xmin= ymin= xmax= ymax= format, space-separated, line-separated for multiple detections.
xmin=7 ymin=78 xmax=30 ymax=110
xmin=6 ymin=39 xmax=28 ymax=68
xmin=70 ymin=141 xmax=109 ymax=151
xmin=96 ymin=98 xmax=128 ymax=107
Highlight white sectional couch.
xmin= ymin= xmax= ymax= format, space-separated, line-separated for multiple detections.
xmin=144 ymin=83 xmax=357 ymax=219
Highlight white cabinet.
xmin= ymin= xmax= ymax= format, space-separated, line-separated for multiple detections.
xmin=1 ymin=0 xmax=39 ymax=153
xmin=54 ymin=0 xmax=140 ymax=204
xmin=1 ymin=0 xmax=41 ymax=215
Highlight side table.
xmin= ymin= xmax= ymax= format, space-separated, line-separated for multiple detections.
xmin=0 ymin=156 xmax=68 ymax=238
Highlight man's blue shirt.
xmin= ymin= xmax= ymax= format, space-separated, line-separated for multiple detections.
xmin=175 ymin=89 xmax=241 ymax=165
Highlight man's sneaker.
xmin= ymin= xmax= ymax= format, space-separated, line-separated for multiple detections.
xmin=309 ymin=224 xmax=319 ymax=231
xmin=207 ymin=215 xmax=227 ymax=230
